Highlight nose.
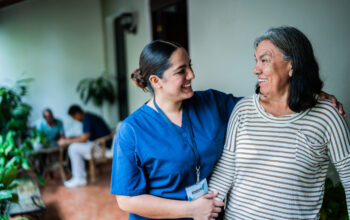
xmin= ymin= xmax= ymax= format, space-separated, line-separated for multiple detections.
xmin=253 ymin=62 xmax=261 ymax=76
xmin=186 ymin=67 xmax=195 ymax=80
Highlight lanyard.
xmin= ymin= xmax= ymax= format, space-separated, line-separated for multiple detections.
xmin=153 ymin=98 xmax=201 ymax=183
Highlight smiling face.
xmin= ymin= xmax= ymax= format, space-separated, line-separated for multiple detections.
xmin=156 ymin=47 xmax=195 ymax=102
xmin=253 ymin=40 xmax=292 ymax=98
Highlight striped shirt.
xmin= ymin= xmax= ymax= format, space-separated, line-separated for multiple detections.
xmin=209 ymin=94 xmax=350 ymax=219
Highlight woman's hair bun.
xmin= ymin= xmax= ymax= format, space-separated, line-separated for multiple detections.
xmin=131 ymin=68 xmax=148 ymax=91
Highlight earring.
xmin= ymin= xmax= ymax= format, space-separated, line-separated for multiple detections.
xmin=157 ymin=85 xmax=160 ymax=89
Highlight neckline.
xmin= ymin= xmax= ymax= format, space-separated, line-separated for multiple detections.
xmin=142 ymin=102 xmax=186 ymax=129
xmin=253 ymin=94 xmax=309 ymax=123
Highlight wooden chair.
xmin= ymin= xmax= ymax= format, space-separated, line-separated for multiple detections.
xmin=58 ymin=145 xmax=69 ymax=182
xmin=83 ymin=129 xmax=116 ymax=184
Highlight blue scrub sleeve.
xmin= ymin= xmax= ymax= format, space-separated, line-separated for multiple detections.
xmin=110 ymin=122 xmax=147 ymax=196
xmin=212 ymin=90 xmax=242 ymax=121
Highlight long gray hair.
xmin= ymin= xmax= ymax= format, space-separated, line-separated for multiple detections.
xmin=254 ymin=26 xmax=323 ymax=112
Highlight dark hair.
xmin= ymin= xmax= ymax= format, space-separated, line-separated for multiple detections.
xmin=68 ymin=104 xmax=83 ymax=116
xmin=254 ymin=26 xmax=323 ymax=112
xmin=131 ymin=40 xmax=182 ymax=93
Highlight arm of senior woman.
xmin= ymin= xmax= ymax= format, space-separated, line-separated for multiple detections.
xmin=207 ymin=104 xmax=240 ymax=201
xmin=116 ymin=192 xmax=224 ymax=220
xmin=324 ymin=103 xmax=350 ymax=215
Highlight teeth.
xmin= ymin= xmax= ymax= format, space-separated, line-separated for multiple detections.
xmin=258 ymin=79 xmax=267 ymax=82
xmin=183 ymin=83 xmax=191 ymax=88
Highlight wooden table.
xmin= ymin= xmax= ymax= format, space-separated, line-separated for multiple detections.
xmin=34 ymin=146 xmax=69 ymax=183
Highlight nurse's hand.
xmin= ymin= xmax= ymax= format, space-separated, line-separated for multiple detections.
xmin=190 ymin=192 xmax=224 ymax=220
xmin=319 ymin=91 xmax=347 ymax=117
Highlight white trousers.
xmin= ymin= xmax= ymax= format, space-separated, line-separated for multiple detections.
xmin=68 ymin=141 xmax=93 ymax=179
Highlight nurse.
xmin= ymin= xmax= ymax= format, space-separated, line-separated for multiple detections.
xmin=110 ymin=40 xmax=345 ymax=220
xmin=110 ymin=40 xmax=237 ymax=219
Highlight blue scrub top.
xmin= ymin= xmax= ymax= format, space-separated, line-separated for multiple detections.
xmin=110 ymin=89 xmax=241 ymax=220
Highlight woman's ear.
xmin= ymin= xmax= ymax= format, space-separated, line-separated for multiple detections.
xmin=149 ymin=75 xmax=161 ymax=89
xmin=288 ymin=62 xmax=293 ymax=77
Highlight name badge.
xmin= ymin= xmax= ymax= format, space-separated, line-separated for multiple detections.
xmin=185 ymin=178 xmax=208 ymax=201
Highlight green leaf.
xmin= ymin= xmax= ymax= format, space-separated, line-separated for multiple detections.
xmin=10 ymin=192 xmax=18 ymax=203
xmin=4 ymin=132 xmax=14 ymax=153
xmin=3 ymin=166 xmax=17 ymax=187
xmin=7 ymin=182 xmax=18 ymax=190
xmin=4 ymin=157 xmax=16 ymax=170
xmin=0 ymin=157 xmax=5 ymax=167
xmin=21 ymin=158 xmax=30 ymax=170
xmin=0 ymin=168 xmax=4 ymax=182
xmin=0 ymin=190 xmax=12 ymax=200
xmin=4 ymin=143 xmax=14 ymax=156
xmin=76 ymin=74 xmax=115 ymax=107
xmin=37 ymin=175 xmax=45 ymax=186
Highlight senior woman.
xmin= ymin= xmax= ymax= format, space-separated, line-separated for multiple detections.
xmin=209 ymin=26 xmax=350 ymax=219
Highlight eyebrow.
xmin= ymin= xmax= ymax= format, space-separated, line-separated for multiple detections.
xmin=254 ymin=53 xmax=271 ymax=59
xmin=174 ymin=59 xmax=191 ymax=71
xmin=174 ymin=64 xmax=187 ymax=71
xmin=259 ymin=53 xmax=271 ymax=59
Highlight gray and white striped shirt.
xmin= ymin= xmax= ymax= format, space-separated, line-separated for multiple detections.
xmin=209 ymin=94 xmax=350 ymax=219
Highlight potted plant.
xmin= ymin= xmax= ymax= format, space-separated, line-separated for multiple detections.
xmin=0 ymin=132 xmax=31 ymax=219
xmin=0 ymin=79 xmax=32 ymax=137
xmin=76 ymin=73 xmax=116 ymax=107
xmin=0 ymin=79 xmax=39 ymax=219
xmin=31 ymin=129 xmax=50 ymax=150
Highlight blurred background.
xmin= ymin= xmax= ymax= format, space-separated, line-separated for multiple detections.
xmin=1 ymin=0 xmax=349 ymax=219
xmin=0 ymin=0 xmax=349 ymax=128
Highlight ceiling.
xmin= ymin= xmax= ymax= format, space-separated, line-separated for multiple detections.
xmin=0 ymin=0 xmax=26 ymax=9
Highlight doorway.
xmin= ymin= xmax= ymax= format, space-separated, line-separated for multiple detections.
xmin=151 ymin=0 xmax=189 ymax=51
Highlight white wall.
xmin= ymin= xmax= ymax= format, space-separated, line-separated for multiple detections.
xmin=2 ymin=0 xmax=347 ymax=128
xmin=102 ymin=0 xmax=349 ymax=124
xmin=188 ymin=0 xmax=350 ymax=124
xmin=102 ymin=0 xmax=152 ymax=114
xmin=0 ymin=0 xmax=118 ymax=130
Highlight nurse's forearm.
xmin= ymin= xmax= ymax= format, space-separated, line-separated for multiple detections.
xmin=117 ymin=195 xmax=190 ymax=218
xmin=116 ymin=193 xmax=224 ymax=219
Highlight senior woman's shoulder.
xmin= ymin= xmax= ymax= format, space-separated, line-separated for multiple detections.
xmin=233 ymin=95 xmax=255 ymax=109
xmin=311 ymin=99 xmax=344 ymax=119
xmin=228 ymin=95 xmax=255 ymax=117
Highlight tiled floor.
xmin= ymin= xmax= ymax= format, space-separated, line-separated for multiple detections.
xmin=40 ymin=164 xmax=128 ymax=220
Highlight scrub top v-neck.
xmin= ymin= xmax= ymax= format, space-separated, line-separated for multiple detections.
xmin=110 ymin=89 xmax=241 ymax=220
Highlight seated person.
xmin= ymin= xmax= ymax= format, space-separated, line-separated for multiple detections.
xmin=36 ymin=108 xmax=65 ymax=148
xmin=58 ymin=104 xmax=111 ymax=188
